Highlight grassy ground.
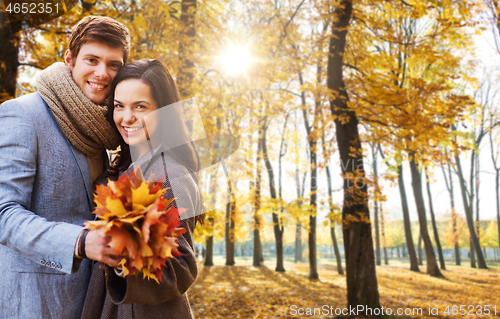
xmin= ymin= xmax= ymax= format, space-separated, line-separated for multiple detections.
xmin=188 ymin=257 xmax=500 ymax=318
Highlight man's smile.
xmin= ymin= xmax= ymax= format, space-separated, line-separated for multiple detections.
xmin=88 ymin=81 xmax=106 ymax=90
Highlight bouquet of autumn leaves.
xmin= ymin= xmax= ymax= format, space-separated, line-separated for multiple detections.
xmin=84 ymin=169 xmax=186 ymax=283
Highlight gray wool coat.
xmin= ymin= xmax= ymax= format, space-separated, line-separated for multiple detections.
xmin=0 ymin=93 xmax=94 ymax=319
xmin=81 ymin=148 xmax=201 ymax=319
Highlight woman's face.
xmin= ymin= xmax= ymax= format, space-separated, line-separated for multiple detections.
xmin=113 ymin=79 xmax=159 ymax=146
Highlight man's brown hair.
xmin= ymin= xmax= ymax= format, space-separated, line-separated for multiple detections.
xmin=68 ymin=16 xmax=131 ymax=65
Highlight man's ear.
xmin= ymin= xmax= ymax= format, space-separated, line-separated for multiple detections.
xmin=64 ymin=49 xmax=73 ymax=70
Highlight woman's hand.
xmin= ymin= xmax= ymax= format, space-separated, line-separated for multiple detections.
xmin=85 ymin=228 xmax=123 ymax=267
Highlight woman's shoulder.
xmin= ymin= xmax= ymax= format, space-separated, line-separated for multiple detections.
xmin=144 ymin=151 xmax=193 ymax=181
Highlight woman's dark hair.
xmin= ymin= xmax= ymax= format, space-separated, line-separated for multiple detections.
xmin=106 ymin=59 xmax=204 ymax=225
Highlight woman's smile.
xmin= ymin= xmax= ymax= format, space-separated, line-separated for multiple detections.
xmin=122 ymin=126 xmax=143 ymax=135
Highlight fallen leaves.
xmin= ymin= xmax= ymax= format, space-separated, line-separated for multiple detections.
xmin=188 ymin=260 xmax=500 ymax=318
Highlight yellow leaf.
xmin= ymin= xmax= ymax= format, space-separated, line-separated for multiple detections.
xmin=105 ymin=197 xmax=128 ymax=217
xmin=132 ymin=182 xmax=163 ymax=207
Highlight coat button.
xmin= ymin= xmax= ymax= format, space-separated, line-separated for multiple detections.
xmin=56 ymin=263 xmax=62 ymax=270
xmin=40 ymin=260 xmax=46 ymax=266
xmin=50 ymin=262 xmax=56 ymax=268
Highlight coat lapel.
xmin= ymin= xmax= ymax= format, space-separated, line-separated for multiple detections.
xmin=67 ymin=143 xmax=93 ymax=209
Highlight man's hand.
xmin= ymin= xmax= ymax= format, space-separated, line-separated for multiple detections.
xmin=84 ymin=228 xmax=122 ymax=267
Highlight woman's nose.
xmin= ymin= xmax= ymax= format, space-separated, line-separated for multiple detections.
xmin=123 ymin=109 xmax=137 ymax=124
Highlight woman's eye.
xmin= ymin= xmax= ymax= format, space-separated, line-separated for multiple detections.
xmin=114 ymin=104 xmax=123 ymax=109
xmin=137 ymin=105 xmax=147 ymax=109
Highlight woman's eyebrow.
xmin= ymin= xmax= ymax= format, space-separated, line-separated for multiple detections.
xmin=113 ymin=100 xmax=151 ymax=105
xmin=133 ymin=100 xmax=151 ymax=105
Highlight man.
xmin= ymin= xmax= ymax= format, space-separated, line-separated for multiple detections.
xmin=0 ymin=16 xmax=130 ymax=318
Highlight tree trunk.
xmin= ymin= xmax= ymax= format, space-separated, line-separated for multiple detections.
xmin=425 ymin=170 xmax=446 ymax=270
xmin=204 ymin=236 xmax=214 ymax=266
xmin=496 ymin=170 xmax=500 ymax=257
xmin=490 ymin=131 xmax=500 ymax=256
xmin=371 ymin=144 xmax=381 ymax=266
xmin=278 ymin=114 xmax=289 ymax=271
xmin=225 ymin=200 xmax=235 ymax=266
xmin=327 ymin=0 xmax=380 ymax=309
xmin=442 ymin=162 xmax=461 ymax=265
xmin=380 ymin=202 xmax=389 ymax=265
xmin=298 ymin=62 xmax=321 ymax=280
xmin=253 ymin=182 xmax=263 ymax=267
xmin=295 ymin=223 xmax=302 ymax=262
xmin=261 ymin=119 xmax=285 ymax=272
xmin=253 ymin=114 xmax=265 ymax=267
xmin=408 ymin=156 xmax=443 ymax=277
xmin=326 ymin=164 xmax=344 ymax=275
xmin=253 ymin=227 xmax=262 ymax=266
xmin=455 ymin=154 xmax=488 ymax=268
xmin=397 ymin=164 xmax=420 ymax=271
xmin=203 ymin=168 xmax=218 ymax=267
xmin=294 ymin=167 xmax=306 ymax=263
xmin=299 ymin=69 xmax=318 ymax=279
xmin=418 ymin=233 xmax=423 ymax=265
xmin=380 ymin=146 xmax=419 ymax=271
xmin=0 ymin=13 xmax=20 ymax=103
xmin=470 ymin=240 xmax=476 ymax=268
xmin=475 ymin=156 xmax=482 ymax=263
xmin=307 ymin=146 xmax=318 ymax=279
xmin=177 ymin=0 xmax=197 ymax=100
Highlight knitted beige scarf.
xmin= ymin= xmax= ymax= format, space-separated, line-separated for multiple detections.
xmin=36 ymin=62 xmax=120 ymax=156
xmin=36 ymin=62 xmax=121 ymax=184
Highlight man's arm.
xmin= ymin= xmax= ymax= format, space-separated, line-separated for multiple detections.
xmin=0 ymin=100 xmax=83 ymax=274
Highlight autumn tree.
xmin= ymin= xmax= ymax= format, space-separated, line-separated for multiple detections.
xmin=325 ymin=0 xmax=381 ymax=310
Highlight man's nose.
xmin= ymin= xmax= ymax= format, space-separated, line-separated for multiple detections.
xmin=94 ymin=63 xmax=109 ymax=79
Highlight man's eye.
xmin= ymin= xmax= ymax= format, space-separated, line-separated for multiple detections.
xmin=87 ymin=58 xmax=97 ymax=63
xmin=111 ymin=64 xmax=121 ymax=69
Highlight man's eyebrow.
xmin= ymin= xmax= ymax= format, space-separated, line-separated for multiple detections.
xmin=82 ymin=53 xmax=100 ymax=59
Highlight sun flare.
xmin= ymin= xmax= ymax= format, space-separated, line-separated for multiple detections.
xmin=219 ymin=46 xmax=253 ymax=76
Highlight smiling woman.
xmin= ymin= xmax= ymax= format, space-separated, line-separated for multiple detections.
xmin=81 ymin=59 xmax=204 ymax=319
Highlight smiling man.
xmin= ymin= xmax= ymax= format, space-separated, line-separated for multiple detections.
xmin=0 ymin=16 xmax=130 ymax=318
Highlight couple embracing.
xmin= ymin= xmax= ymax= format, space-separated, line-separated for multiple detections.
xmin=0 ymin=16 xmax=203 ymax=319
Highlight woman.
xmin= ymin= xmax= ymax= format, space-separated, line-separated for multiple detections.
xmin=81 ymin=59 xmax=203 ymax=319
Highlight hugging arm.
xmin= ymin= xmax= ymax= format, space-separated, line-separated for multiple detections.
xmin=0 ymin=101 xmax=83 ymax=274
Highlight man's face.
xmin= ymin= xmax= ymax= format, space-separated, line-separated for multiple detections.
xmin=64 ymin=41 xmax=124 ymax=104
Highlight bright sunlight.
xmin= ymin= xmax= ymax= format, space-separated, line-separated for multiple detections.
xmin=219 ymin=46 xmax=253 ymax=76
